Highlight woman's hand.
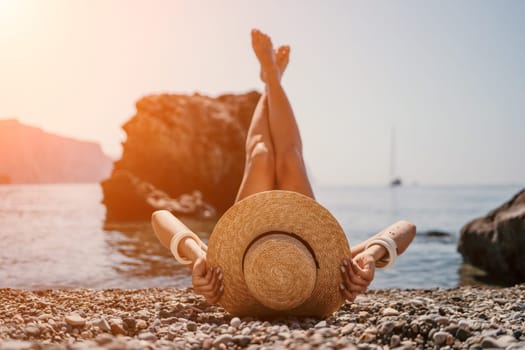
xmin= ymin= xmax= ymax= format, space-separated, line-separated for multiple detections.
xmin=192 ymin=256 xmax=224 ymax=305
xmin=339 ymin=253 xmax=375 ymax=302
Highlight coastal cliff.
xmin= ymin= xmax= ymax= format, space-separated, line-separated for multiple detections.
xmin=101 ymin=91 xmax=261 ymax=221
xmin=0 ymin=119 xmax=112 ymax=183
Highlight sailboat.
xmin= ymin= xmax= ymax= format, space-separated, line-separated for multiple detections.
xmin=390 ymin=126 xmax=402 ymax=187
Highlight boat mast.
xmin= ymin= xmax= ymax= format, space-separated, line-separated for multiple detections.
xmin=390 ymin=126 xmax=402 ymax=186
xmin=390 ymin=126 xmax=396 ymax=180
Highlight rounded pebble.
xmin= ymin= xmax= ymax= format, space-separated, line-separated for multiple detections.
xmin=382 ymin=307 xmax=400 ymax=316
xmin=433 ymin=331 xmax=450 ymax=345
xmin=230 ymin=317 xmax=241 ymax=329
xmin=213 ymin=334 xmax=233 ymax=347
xmin=65 ymin=313 xmax=86 ymax=327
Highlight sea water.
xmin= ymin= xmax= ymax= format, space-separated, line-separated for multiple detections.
xmin=0 ymin=183 xmax=522 ymax=290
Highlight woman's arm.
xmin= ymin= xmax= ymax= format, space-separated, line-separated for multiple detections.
xmin=152 ymin=210 xmax=205 ymax=263
xmin=340 ymin=220 xmax=416 ymax=302
xmin=351 ymin=220 xmax=417 ymax=258
xmin=152 ymin=210 xmax=223 ymax=304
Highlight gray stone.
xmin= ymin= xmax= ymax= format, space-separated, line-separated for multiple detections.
xmin=459 ymin=319 xmax=472 ymax=330
xmin=136 ymin=309 xmax=150 ymax=319
xmin=93 ymin=318 xmax=111 ymax=332
xmin=457 ymin=328 xmax=473 ymax=341
xmin=383 ymin=307 xmax=400 ymax=316
xmin=436 ymin=316 xmax=450 ymax=326
xmin=357 ymin=311 xmax=369 ymax=322
xmin=138 ymin=331 xmax=158 ymax=341
xmin=23 ymin=325 xmax=40 ymax=337
xmin=213 ymin=334 xmax=233 ymax=348
xmin=167 ymin=324 xmax=182 ymax=339
xmin=122 ymin=317 xmax=136 ymax=332
xmin=233 ymin=335 xmax=252 ymax=347
xmin=434 ymin=331 xmax=451 ymax=345
xmin=109 ymin=319 xmax=127 ymax=336
xmin=136 ymin=319 xmax=147 ymax=330
xmin=65 ymin=313 xmax=86 ymax=327
xmin=392 ymin=343 xmax=415 ymax=350
xmin=390 ymin=335 xmax=401 ymax=348
xmin=409 ymin=299 xmax=425 ymax=307
xmin=359 ymin=332 xmax=376 ymax=343
xmin=276 ymin=332 xmax=289 ymax=340
xmin=445 ymin=325 xmax=459 ymax=336
xmin=379 ymin=321 xmax=396 ymax=335
xmin=94 ymin=333 xmax=114 ymax=346
xmin=202 ymin=338 xmax=213 ymax=350
xmin=311 ymin=333 xmax=325 ymax=345
xmin=341 ymin=323 xmax=355 ymax=335
xmin=37 ymin=314 xmax=52 ymax=321
xmin=186 ymin=321 xmax=198 ymax=332
xmin=481 ymin=335 xmax=517 ymax=349
xmin=315 ymin=320 xmax=328 ymax=328
xmin=230 ymin=317 xmax=241 ymax=329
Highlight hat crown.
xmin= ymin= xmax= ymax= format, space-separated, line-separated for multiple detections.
xmin=207 ymin=190 xmax=351 ymax=317
xmin=243 ymin=232 xmax=317 ymax=311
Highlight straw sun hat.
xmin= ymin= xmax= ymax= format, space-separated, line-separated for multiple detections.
xmin=206 ymin=190 xmax=351 ymax=318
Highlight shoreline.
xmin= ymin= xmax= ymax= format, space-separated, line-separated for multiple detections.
xmin=0 ymin=286 xmax=524 ymax=349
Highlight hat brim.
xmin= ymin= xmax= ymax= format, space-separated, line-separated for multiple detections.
xmin=207 ymin=190 xmax=351 ymax=318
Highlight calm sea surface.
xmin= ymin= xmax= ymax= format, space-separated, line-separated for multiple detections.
xmin=0 ymin=184 xmax=522 ymax=290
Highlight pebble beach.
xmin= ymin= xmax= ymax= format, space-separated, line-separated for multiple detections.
xmin=1 ymin=286 xmax=524 ymax=350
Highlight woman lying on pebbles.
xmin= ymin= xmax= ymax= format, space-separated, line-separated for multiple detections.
xmin=154 ymin=29 xmax=416 ymax=306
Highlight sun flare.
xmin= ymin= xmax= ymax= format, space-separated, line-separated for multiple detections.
xmin=0 ymin=0 xmax=16 ymax=14
xmin=0 ymin=0 xmax=19 ymax=23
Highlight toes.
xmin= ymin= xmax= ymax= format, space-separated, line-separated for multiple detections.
xmin=251 ymin=29 xmax=261 ymax=46
xmin=251 ymin=29 xmax=272 ymax=48
xmin=275 ymin=45 xmax=290 ymax=74
xmin=251 ymin=29 xmax=265 ymax=44
xmin=276 ymin=46 xmax=285 ymax=59
xmin=278 ymin=45 xmax=290 ymax=56
xmin=261 ymin=34 xmax=271 ymax=46
xmin=251 ymin=28 xmax=260 ymax=40
xmin=256 ymin=29 xmax=269 ymax=42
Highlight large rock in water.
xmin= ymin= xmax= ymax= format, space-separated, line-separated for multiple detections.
xmin=458 ymin=188 xmax=525 ymax=284
xmin=101 ymin=91 xmax=261 ymax=221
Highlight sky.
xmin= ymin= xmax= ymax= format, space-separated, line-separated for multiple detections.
xmin=1 ymin=0 xmax=524 ymax=186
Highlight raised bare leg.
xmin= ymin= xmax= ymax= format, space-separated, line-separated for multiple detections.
xmin=251 ymin=29 xmax=314 ymax=199
xmin=235 ymin=45 xmax=290 ymax=202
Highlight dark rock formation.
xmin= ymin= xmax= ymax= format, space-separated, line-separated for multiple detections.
xmin=458 ymin=188 xmax=525 ymax=284
xmin=0 ymin=119 xmax=112 ymax=183
xmin=422 ymin=230 xmax=452 ymax=237
xmin=101 ymin=91 xmax=261 ymax=221
xmin=102 ymin=170 xmax=215 ymax=221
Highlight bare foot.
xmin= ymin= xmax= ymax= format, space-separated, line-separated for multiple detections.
xmin=276 ymin=45 xmax=290 ymax=73
xmin=260 ymin=45 xmax=290 ymax=83
xmin=251 ymin=29 xmax=279 ymax=82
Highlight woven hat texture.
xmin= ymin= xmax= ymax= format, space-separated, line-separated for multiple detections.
xmin=207 ymin=190 xmax=351 ymax=318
